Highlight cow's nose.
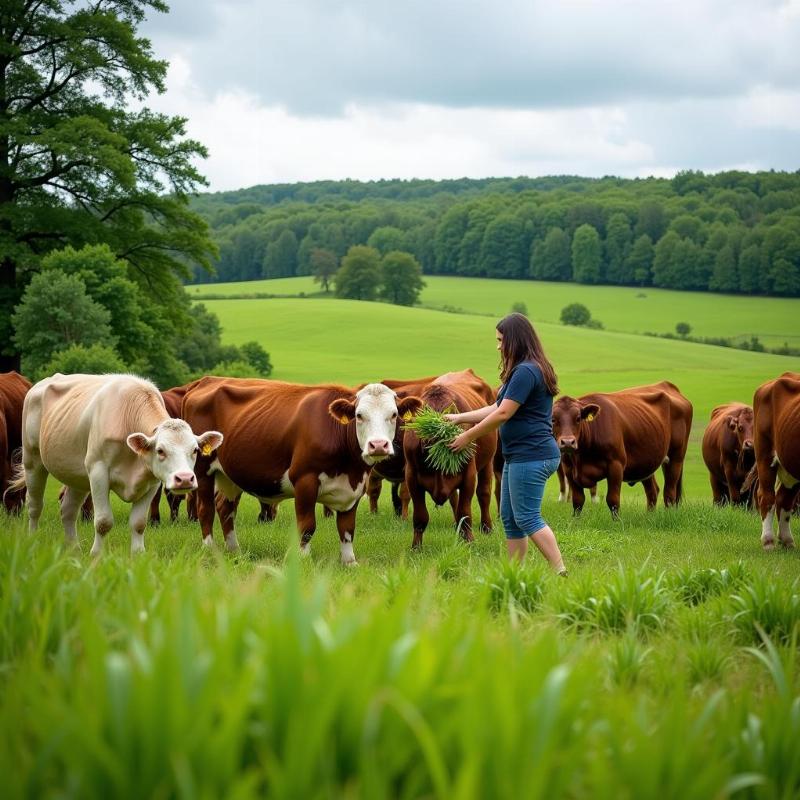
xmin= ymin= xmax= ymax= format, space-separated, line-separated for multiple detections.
xmin=170 ymin=471 xmax=196 ymax=490
xmin=367 ymin=439 xmax=391 ymax=455
xmin=559 ymin=437 xmax=577 ymax=449
xmin=743 ymin=440 xmax=754 ymax=451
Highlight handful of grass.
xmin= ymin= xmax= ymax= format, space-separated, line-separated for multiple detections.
xmin=403 ymin=405 xmax=476 ymax=474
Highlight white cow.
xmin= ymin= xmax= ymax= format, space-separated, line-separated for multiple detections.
xmin=16 ymin=373 xmax=222 ymax=554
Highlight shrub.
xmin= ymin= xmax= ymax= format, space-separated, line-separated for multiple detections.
xmin=39 ymin=343 xmax=126 ymax=379
xmin=731 ymin=576 xmax=800 ymax=645
xmin=676 ymin=321 xmax=692 ymax=337
xmin=480 ymin=559 xmax=546 ymax=614
xmin=510 ymin=301 xmax=528 ymax=316
xmin=560 ymin=303 xmax=591 ymax=326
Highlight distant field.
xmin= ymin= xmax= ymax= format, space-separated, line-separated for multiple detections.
xmin=189 ymin=275 xmax=800 ymax=347
xmin=202 ymin=296 xmax=800 ymax=500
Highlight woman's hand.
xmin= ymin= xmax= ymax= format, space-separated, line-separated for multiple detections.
xmin=447 ymin=430 xmax=473 ymax=452
xmin=443 ymin=413 xmax=460 ymax=423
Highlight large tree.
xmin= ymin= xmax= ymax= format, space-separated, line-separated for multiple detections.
xmin=379 ymin=250 xmax=425 ymax=306
xmin=0 ymin=0 xmax=215 ymax=370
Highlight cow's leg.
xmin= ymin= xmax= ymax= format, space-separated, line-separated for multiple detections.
xmin=257 ymin=501 xmax=277 ymax=523
xmin=590 ymin=484 xmax=599 ymax=504
xmin=215 ymin=491 xmax=242 ymax=552
xmin=406 ymin=472 xmax=429 ymax=549
xmin=367 ymin=471 xmax=382 ymax=514
xmin=776 ymin=484 xmax=798 ymax=549
xmin=60 ymin=486 xmax=88 ymax=547
xmin=662 ymin=458 xmax=684 ymax=507
xmin=195 ymin=466 xmax=216 ymax=546
xmin=709 ymin=471 xmax=728 ymax=506
xmin=23 ymin=457 xmax=48 ymax=533
xmin=757 ymin=461 xmax=778 ymax=550
xmin=336 ymin=505 xmax=359 ymax=565
xmin=88 ymin=465 xmax=114 ymax=556
xmin=149 ymin=484 xmax=162 ymax=525
xmin=390 ymin=482 xmax=403 ymax=517
xmin=722 ymin=463 xmax=744 ymax=505
xmin=129 ymin=485 xmax=159 ymax=555
xmin=642 ymin=475 xmax=660 ymax=510
xmin=293 ymin=474 xmax=320 ymax=556
xmin=2 ymin=454 xmax=24 ymax=515
xmin=454 ymin=473 xmax=476 ymax=542
xmin=399 ymin=481 xmax=410 ymax=520
xmin=557 ymin=464 xmax=567 ymax=502
xmin=605 ymin=462 xmax=624 ymax=518
xmin=323 ymin=505 xmax=334 ymax=518
xmin=167 ymin=490 xmax=183 ymax=523
xmin=186 ymin=490 xmax=198 ymax=522
xmin=477 ymin=460 xmax=494 ymax=533
xmin=570 ymin=482 xmax=586 ymax=516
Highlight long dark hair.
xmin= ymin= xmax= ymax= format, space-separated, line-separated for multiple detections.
xmin=496 ymin=313 xmax=559 ymax=395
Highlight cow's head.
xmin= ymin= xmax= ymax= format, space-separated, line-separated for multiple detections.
xmin=329 ymin=383 xmax=422 ymax=464
xmin=727 ymin=406 xmax=754 ymax=453
xmin=552 ymin=396 xmax=600 ymax=452
xmin=127 ymin=419 xmax=223 ymax=493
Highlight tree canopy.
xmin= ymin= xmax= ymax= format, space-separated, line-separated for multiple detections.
xmin=0 ymin=0 xmax=216 ymax=370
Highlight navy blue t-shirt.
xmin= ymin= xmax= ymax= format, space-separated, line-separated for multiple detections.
xmin=496 ymin=362 xmax=560 ymax=462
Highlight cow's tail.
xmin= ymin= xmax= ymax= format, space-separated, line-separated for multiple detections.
xmin=2 ymin=461 xmax=27 ymax=507
xmin=741 ymin=463 xmax=759 ymax=495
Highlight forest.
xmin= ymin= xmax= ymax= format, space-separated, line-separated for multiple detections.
xmin=190 ymin=171 xmax=800 ymax=296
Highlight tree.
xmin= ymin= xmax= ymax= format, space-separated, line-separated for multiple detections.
xmin=12 ymin=271 xmax=115 ymax=377
xmin=310 ymin=248 xmax=338 ymax=293
xmin=379 ymin=251 xmax=425 ymax=306
xmin=560 ymin=303 xmax=592 ymax=326
xmin=675 ymin=322 xmax=692 ymax=337
xmin=738 ymin=244 xmax=763 ymax=294
xmin=239 ymin=341 xmax=273 ymax=377
xmin=262 ymin=229 xmax=298 ymax=278
xmin=571 ymin=224 xmax=602 ymax=284
xmin=511 ymin=302 xmax=528 ymax=316
xmin=41 ymin=343 xmax=126 ymax=380
xmin=532 ymin=227 xmax=571 ymax=281
xmin=652 ymin=231 xmax=681 ymax=287
xmin=367 ymin=226 xmax=406 ymax=255
xmin=626 ymin=234 xmax=654 ymax=286
xmin=0 ymin=0 xmax=216 ymax=371
xmin=634 ymin=202 xmax=667 ymax=242
xmin=478 ymin=214 xmax=526 ymax=278
xmin=335 ymin=245 xmax=381 ymax=301
xmin=604 ymin=212 xmax=633 ymax=284
xmin=709 ymin=245 xmax=738 ymax=292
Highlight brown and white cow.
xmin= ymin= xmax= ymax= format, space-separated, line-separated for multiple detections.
xmin=403 ymin=369 xmax=497 ymax=548
xmin=701 ymin=402 xmax=755 ymax=507
xmin=750 ymin=371 xmax=800 ymax=550
xmin=15 ymin=374 xmax=222 ymax=554
xmin=551 ymin=381 xmax=693 ymax=517
xmin=181 ymin=378 xmax=422 ymax=563
xmin=0 ymin=371 xmax=32 ymax=513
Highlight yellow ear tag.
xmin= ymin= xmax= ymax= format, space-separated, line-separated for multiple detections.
xmin=202 ymin=443 xmax=213 ymax=456
xmin=340 ymin=415 xmax=350 ymax=425
xmin=586 ymin=414 xmax=595 ymax=422
xmin=402 ymin=411 xmax=412 ymax=421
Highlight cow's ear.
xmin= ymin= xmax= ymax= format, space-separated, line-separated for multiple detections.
xmin=397 ymin=395 xmax=423 ymax=421
xmin=196 ymin=430 xmax=223 ymax=456
xmin=580 ymin=403 xmax=600 ymax=422
xmin=127 ymin=432 xmax=154 ymax=455
xmin=726 ymin=415 xmax=738 ymax=430
xmin=329 ymin=397 xmax=356 ymax=425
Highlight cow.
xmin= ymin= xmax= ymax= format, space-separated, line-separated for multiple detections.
xmin=749 ymin=372 xmax=800 ymax=550
xmin=181 ymin=378 xmax=422 ymax=563
xmin=402 ymin=369 xmax=497 ymax=548
xmin=701 ymin=402 xmax=755 ymax=507
xmin=556 ymin=462 xmax=598 ymax=504
xmin=0 ymin=371 xmax=32 ymax=513
xmin=551 ymin=381 xmax=693 ymax=517
xmin=13 ymin=373 xmax=222 ymax=554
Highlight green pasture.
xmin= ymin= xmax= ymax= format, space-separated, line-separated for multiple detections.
xmin=202 ymin=296 xmax=800 ymax=501
xmin=189 ymin=275 xmax=800 ymax=347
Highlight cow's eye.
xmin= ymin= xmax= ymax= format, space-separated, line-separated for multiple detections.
xmin=156 ymin=447 xmax=165 ymax=458
xmin=356 ymin=413 xmax=364 ymax=421
xmin=391 ymin=412 xmax=397 ymax=420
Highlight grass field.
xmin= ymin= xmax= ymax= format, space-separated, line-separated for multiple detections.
xmin=3 ymin=279 xmax=800 ymax=798
xmin=188 ymin=275 xmax=800 ymax=348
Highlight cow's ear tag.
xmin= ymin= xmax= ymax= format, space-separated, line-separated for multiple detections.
xmin=586 ymin=414 xmax=595 ymax=422
xmin=340 ymin=415 xmax=350 ymax=425
xmin=402 ymin=411 xmax=413 ymax=422
xmin=202 ymin=443 xmax=214 ymax=456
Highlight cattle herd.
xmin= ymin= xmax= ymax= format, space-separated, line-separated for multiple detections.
xmin=1 ymin=369 xmax=799 ymax=562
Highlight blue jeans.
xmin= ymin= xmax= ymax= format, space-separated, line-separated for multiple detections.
xmin=500 ymin=457 xmax=561 ymax=539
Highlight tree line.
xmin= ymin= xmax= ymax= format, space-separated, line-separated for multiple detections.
xmin=192 ymin=170 xmax=800 ymax=297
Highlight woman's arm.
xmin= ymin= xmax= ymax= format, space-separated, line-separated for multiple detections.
xmin=447 ymin=398 xmax=521 ymax=452
xmin=443 ymin=404 xmax=496 ymax=425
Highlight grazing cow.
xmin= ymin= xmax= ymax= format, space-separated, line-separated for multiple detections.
xmin=0 ymin=372 xmax=32 ymax=513
xmin=15 ymin=374 xmax=222 ymax=554
xmin=750 ymin=372 xmax=800 ymax=550
xmin=552 ymin=381 xmax=693 ymax=517
xmin=181 ymin=378 xmax=422 ymax=563
xmin=403 ymin=369 xmax=497 ymax=548
xmin=701 ymin=402 xmax=755 ymax=506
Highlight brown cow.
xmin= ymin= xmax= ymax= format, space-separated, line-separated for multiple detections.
xmin=552 ymin=381 xmax=693 ymax=517
xmin=0 ymin=372 xmax=32 ymax=513
xmin=181 ymin=378 xmax=422 ymax=562
xmin=750 ymin=372 xmax=800 ymax=550
xmin=556 ymin=462 xmax=598 ymax=505
xmin=701 ymin=402 xmax=755 ymax=506
xmin=403 ymin=369 xmax=497 ymax=548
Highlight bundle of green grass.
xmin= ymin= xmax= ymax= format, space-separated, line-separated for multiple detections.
xmin=403 ymin=406 xmax=476 ymax=474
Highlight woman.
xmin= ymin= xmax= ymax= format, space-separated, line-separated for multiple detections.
xmin=445 ymin=313 xmax=566 ymax=573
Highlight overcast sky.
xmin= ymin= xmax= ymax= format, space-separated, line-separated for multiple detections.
xmin=141 ymin=0 xmax=800 ymax=192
